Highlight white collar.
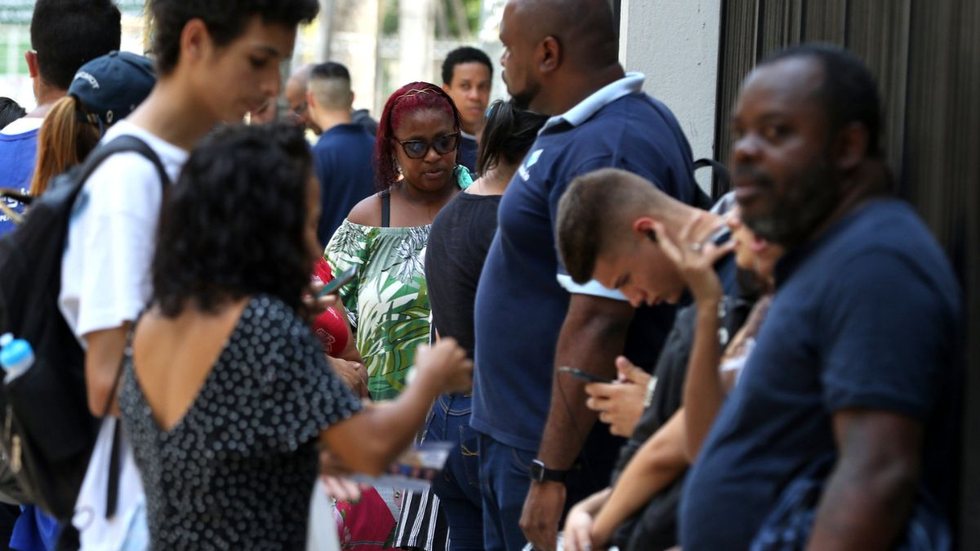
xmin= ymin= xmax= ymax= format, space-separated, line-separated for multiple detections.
xmin=541 ymin=72 xmax=645 ymax=132
xmin=0 ymin=117 xmax=43 ymax=136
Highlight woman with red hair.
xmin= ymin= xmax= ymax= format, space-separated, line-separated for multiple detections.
xmin=324 ymin=81 xmax=469 ymax=403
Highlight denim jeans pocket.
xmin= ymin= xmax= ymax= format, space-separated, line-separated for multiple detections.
xmin=458 ymin=423 xmax=481 ymax=488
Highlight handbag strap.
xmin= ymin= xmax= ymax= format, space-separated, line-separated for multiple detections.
xmin=380 ymin=188 xmax=391 ymax=228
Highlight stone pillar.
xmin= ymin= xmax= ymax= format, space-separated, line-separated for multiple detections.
xmin=619 ymin=0 xmax=722 ymax=193
xmin=398 ymin=0 xmax=435 ymax=84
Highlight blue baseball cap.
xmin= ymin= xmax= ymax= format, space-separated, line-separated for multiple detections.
xmin=68 ymin=51 xmax=156 ymax=129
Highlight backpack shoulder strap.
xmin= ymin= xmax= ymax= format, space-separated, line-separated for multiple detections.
xmin=79 ymin=135 xmax=171 ymax=192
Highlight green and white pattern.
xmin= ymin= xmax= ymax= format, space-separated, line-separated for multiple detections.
xmin=324 ymin=220 xmax=431 ymax=401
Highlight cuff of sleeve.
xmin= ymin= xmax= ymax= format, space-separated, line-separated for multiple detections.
xmin=556 ymin=274 xmax=628 ymax=301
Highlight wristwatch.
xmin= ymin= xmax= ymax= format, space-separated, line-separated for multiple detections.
xmin=529 ymin=459 xmax=569 ymax=483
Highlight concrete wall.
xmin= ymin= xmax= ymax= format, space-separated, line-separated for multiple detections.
xmin=619 ymin=0 xmax=722 ymax=193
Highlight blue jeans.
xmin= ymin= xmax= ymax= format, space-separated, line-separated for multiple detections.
xmin=423 ymin=394 xmax=483 ymax=550
xmin=477 ymin=426 xmax=624 ymax=551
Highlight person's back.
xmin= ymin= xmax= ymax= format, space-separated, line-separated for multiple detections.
xmin=58 ymin=1 xmax=319 ymax=546
xmin=121 ymin=124 xmax=361 ymax=547
xmin=307 ymin=62 xmax=376 ymax=243
xmin=125 ymin=293 xmax=358 ymax=548
xmin=0 ymin=0 xmax=120 ymax=238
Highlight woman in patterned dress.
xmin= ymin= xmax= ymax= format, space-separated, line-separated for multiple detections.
xmin=119 ymin=123 xmax=472 ymax=549
xmin=324 ymin=82 xmax=470 ymax=402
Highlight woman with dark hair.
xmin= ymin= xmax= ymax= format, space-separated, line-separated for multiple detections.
xmin=407 ymin=101 xmax=548 ymax=550
xmin=29 ymin=51 xmax=156 ymax=196
xmin=118 ymin=123 xmax=471 ymax=549
xmin=324 ymin=81 xmax=470 ymax=402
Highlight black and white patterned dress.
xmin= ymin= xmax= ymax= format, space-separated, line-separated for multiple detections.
xmin=120 ymin=295 xmax=362 ymax=550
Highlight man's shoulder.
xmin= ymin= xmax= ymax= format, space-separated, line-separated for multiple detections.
xmin=315 ymin=126 xmax=374 ymax=153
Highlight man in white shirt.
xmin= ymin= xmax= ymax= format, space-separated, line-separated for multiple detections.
xmin=58 ymin=0 xmax=319 ymax=545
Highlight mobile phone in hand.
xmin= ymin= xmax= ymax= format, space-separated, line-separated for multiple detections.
xmin=558 ymin=366 xmax=614 ymax=384
xmin=317 ymin=266 xmax=357 ymax=297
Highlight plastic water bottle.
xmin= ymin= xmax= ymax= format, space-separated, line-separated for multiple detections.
xmin=0 ymin=333 xmax=34 ymax=384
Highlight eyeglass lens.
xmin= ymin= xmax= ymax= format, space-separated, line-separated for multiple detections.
xmin=401 ymin=134 xmax=458 ymax=159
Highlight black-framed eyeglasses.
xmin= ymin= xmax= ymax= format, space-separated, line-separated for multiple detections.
xmin=395 ymin=132 xmax=460 ymax=159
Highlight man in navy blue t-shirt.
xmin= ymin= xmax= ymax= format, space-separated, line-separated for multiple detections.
xmin=680 ymin=44 xmax=963 ymax=549
xmin=472 ymin=1 xmax=701 ymax=549
xmin=307 ymin=62 xmax=376 ymax=244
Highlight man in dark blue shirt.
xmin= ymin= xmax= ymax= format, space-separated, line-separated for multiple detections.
xmin=472 ymin=1 xmax=701 ymax=549
xmin=307 ymin=62 xmax=376 ymax=244
xmin=680 ymin=44 xmax=963 ymax=549
xmin=440 ymin=46 xmax=493 ymax=174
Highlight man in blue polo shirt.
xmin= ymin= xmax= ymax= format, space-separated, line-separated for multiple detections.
xmin=306 ymin=61 xmax=376 ymax=244
xmin=681 ymin=44 xmax=963 ymax=549
xmin=471 ymin=1 xmax=701 ymax=549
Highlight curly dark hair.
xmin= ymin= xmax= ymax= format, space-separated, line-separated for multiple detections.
xmin=149 ymin=0 xmax=319 ymax=76
xmin=152 ymin=123 xmax=314 ymax=317
xmin=374 ymin=82 xmax=461 ymax=190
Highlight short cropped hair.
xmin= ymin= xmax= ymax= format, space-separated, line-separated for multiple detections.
xmin=30 ymin=0 xmax=121 ymax=90
xmin=441 ymin=46 xmax=493 ymax=85
xmin=557 ymin=168 xmax=681 ymax=283
xmin=760 ymin=43 xmax=883 ymax=158
xmin=152 ymin=123 xmax=314 ymax=317
xmin=309 ymin=62 xmax=353 ymax=110
xmin=149 ymin=0 xmax=319 ymax=75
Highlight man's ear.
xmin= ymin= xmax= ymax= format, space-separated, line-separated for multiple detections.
xmin=306 ymin=90 xmax=318 ymax=114
xmin=831 ymin=122 xmax=870 ymax=172
xmin=180 ymin=18 xmax=211 ymax=65
xmin=24 ymin=50 xmax=39 ymax=79
xmin=632 ymin=216 xmax=657 ymax=235
xmin=538 ymin=36 xmax=562 ymax=74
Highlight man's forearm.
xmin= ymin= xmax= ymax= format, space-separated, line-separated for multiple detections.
xmin=593 ymin=409 xmax=688 ymax=538
xmin=807 ymin=410 xmax=923 ymax=550
xmin=682 ymin=300 xmax=724 ymax=460
xmin=806 ymin=455 xmax=917 ymax=549
xmin=537 ymin=296 xmax=633 ymax=468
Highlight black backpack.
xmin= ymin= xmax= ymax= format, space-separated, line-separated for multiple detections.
xmin=0 ymin=135 xmax=168 ymax=520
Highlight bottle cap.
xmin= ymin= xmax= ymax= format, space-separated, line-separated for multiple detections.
xmin=0 ymin=335 xmax=34 ymax=371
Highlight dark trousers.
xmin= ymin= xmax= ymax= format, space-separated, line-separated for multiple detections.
xmin=477 ymin=426 xmax=623 ymax=551
xmin=425 ymin=394 xmax=483 ymax=550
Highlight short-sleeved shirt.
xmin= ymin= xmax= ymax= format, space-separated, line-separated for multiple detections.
xmin=59 ymin=120 xmax=188 ymax=341
xmin=681 ymin=198 xmax=963 ymax=549
xmin=120 ymin=295 xmax=362 ymax=549
xmin=312 ymin=123 xmax=376 ymax=244
xmin=0 ymin=118 xmax=41 ymax=237
xmin=425 ymin=192 xmax=501 ymax=359
xmin=471 ymin=73 xmax=700 ymax=452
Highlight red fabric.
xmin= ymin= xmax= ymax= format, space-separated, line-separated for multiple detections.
xmin=335 ymin=487 xmax=396 ymax=550
xmin=312 ymin=259 xmax=349 ymax=355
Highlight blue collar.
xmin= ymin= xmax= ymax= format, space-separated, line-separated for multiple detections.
xmin=541 ymin=72 xmax=645 ymax=132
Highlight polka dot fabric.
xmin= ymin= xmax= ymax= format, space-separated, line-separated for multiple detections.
xmin=120 ymin=295 xmax=362 ymax=549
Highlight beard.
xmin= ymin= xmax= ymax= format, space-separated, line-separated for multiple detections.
xmin=738 ymin=157 xmax=843 ymax=250
xmin=506 ymin=77 xmax=541 ymax=112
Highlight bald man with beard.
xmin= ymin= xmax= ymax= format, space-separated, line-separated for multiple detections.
xmin=469 ymin=0 xmax=704 ymax=549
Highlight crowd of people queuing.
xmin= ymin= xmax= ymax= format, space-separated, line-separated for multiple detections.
xmin=0 ymin=0 xmax=964 ymax=550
